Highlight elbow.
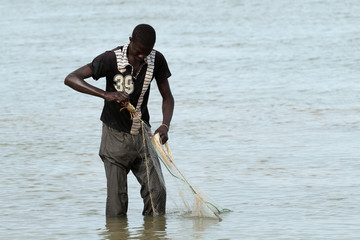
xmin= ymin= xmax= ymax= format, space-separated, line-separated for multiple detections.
xmin=164 ymin=93 xmax=174 ymax=104
xmin=64 ymin=73 xmax=76 ymax=87
xmin=170 ymin=93 xmax=175 ymax=104
xmin=170 ymin=96 xmax=175 ymax=107
xmin=166 ymin=95 xmax=175 ymax=109
xmin=64 ymin=74 xmax=71 ymax=86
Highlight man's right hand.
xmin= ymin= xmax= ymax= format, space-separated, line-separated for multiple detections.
xmin=64 ymin=65 xmax=130 ymax=104
xmin=104 ymin=91 xmax=129 ymax=103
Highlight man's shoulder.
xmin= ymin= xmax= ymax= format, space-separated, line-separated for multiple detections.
xmin=94 ymin=46 xmax=122 ymax=62
xmin=153 ymin=49 xmax=164 ymax=57
xmin=110 ymin=46 xmax=123 ymax=52
xmin=101 ymin=46 xmax=122 ymax=57
xmin=153 ymin=49 xmax=167 ymax=63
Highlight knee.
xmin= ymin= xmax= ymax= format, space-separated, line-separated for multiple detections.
xmin=152 ymin=185 xmax=166 ymax=201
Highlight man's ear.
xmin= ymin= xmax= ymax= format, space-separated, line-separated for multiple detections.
xmin=129 ymin=37 xmax=132 ymax=42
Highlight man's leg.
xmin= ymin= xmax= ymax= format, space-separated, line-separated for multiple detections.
xmin=103 ymin=159 xmax=128 ymax=217
xmin=131 ymin=143 xmax=167 ymax=216
xmin=99 ymin=124 xmax=134 ymax=217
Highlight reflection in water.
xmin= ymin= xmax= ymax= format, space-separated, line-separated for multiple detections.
xmin=100 ymin=214 xmax=223 ymax=240
xmin=102 ymin=217 xmax=130 ymax=240
xmin=182 ymin=217 xmax=220 ymax=240
xmin=138 ymin=216 xmax=168 ymax=240
xmin=191 ymin=217 xmax=219 ymax=232
xmin=102 ymin=216 xmax=168 ymax=240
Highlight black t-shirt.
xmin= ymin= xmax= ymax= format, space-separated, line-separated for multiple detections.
xmin=88 ymin=46 xmax=171 ymax=133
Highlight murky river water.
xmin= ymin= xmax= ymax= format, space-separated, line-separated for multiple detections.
xmin=1 ymin=0 xmax=359 ymax=239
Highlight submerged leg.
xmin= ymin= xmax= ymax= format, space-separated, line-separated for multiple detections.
xmin=103 ymin=159 xmax=129 ymax=217
xmin=132 ymin=150 xmax=166 ymax=216
xmin=99 ymin=124 xmax=136 ymax=217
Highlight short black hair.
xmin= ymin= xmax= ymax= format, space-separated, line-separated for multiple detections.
xmin=131 ymin=24 xmax=156 ymax=47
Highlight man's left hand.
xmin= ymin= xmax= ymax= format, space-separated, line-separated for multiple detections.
xmin=154 ymin=125 xmax=169 ymax=144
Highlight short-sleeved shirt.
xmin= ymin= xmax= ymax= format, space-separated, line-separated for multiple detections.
xmin=88 ymin=45 xmax=171 ymax=133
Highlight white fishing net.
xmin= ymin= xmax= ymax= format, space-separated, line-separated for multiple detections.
xmin=123 ymin=102 xmax=230 ymax=220
xmin=150 ymin=133 xmax=230 ymax=220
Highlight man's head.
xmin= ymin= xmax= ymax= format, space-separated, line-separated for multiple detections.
xmin=130 ymin=24 xmax=156 ymax=48
xmin=128 ymin=24 xmax=156 ymax=62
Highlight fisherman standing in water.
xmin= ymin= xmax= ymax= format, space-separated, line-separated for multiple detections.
xmin=64 ymin=24 xmax=174 ymax=217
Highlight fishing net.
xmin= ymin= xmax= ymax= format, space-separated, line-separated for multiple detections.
xmin=123 ymin=102 xmax=230 ymax=220
xmin=150 ymin=133 xmax=231 ymax=220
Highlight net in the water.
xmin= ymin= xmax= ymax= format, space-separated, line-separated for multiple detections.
xmin=147 ymin=129 xmax=230 ymax=220
xmin=122 ymin=102 xmax=230 ymax=220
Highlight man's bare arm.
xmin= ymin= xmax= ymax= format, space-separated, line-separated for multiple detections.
xmin=64 ymin=65 xmax=128 ymax=103
xmin=154 ymin=78 xmax=175 ymax=144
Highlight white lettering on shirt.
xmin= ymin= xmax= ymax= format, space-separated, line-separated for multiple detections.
xmin=113 ymin=74 xmax=134 ymax=94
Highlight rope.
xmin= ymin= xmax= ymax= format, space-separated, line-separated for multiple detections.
xmin=141 ymin=120 xmax=156 ymax=216
xmin=121 ymin=102 xmax=156 ymax=216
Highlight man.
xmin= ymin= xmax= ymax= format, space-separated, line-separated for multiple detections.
xmin=64 ymin=24 xmax=174 ymax=217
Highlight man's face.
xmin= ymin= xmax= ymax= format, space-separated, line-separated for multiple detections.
xmin=129 ymin=38 xmax=153 ymax=62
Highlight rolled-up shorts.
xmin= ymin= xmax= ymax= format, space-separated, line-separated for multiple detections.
xmin=99 ymin=123 xmax=166 ymax=217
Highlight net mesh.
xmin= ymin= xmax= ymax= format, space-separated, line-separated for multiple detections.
xmin=123 ymin=102 xmax=230 ymax=220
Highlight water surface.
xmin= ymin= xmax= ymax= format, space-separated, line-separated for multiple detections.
xmin=0 ymin=0 xmax=359 ymax=239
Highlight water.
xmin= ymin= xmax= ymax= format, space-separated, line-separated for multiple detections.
xmin=1 ymin=0 xmax=359 ymax=239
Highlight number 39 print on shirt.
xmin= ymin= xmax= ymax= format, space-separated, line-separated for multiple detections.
xmin=113 ymin=74 xmax=134 ymax=94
